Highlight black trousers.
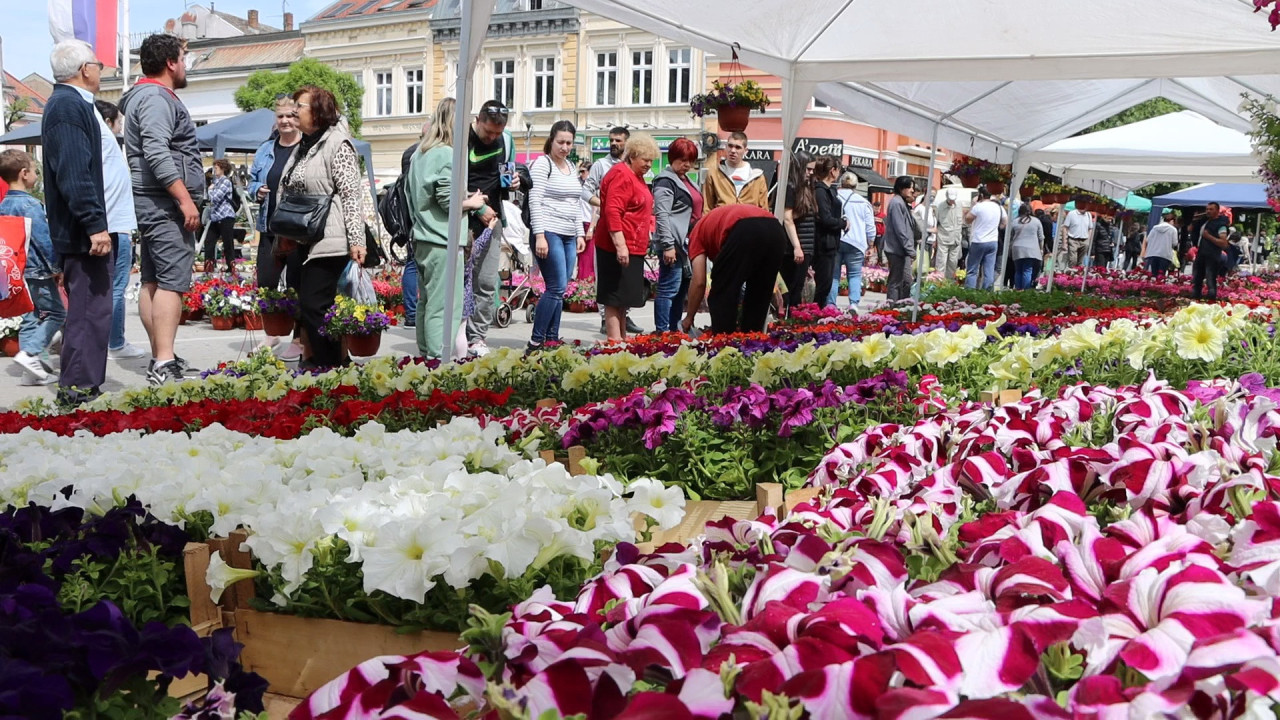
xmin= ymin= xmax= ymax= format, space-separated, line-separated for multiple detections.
xmin=60 ymin=250 xmax=114 ymax=393
xmin=204 ymin=218 xmax=236 ymax=270
xmin=1192 ymin=246 xmax=1222 ymax=300
xmin=709 ymin=218 xmax=790 ymax=335
xmin=299 ymin=255 xmax=348 ymax=367
xmin=811 ymin=244 xmax=837 ymax=309
xmin=786 ymin=253 xmax=813 ymax=310
xmin=256 ymin=234 xmax=302 ymax=292
xmin=886 ymin=253 xmax=913 ymax=301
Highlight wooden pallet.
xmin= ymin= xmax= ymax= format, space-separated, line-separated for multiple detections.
xmin=235 ymin=608 xmax=462 ymax=699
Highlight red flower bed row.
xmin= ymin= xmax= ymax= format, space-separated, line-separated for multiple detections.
xmin=0 ymin=387 xmax=513 ymax=439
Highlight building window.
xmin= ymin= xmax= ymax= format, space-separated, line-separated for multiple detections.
xmin=533 ymin=56 xmax=556 ymax=110
xmin=524 ymin=0 xmax=542 ymax=8
xmin=812 ymin=97 xmax=829 ymax=109
xmin=405 ymin=68 xmax=425 ymax=115
xmin=374 ymin=70 xmax=393 ymax=117
xmin=595 ymin=51 xmax=617 ymax=106
xmin=493 ymin=59 xmax=515 ymax=109
xmin=631 ymin=49 xmax=653 ymax=105
xmin=444 ymin=58 xmax=457 ymax=95
xmin=667 ymin=47 xmax=691 ymax=104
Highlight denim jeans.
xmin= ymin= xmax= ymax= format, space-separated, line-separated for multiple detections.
xmin=825 ymin=244 xmax=865 ymax=307
xmin=1146 ymin=256 xmax=1173 ymax=276
xmin=531 ymin=232 xmax=577 ymax=343
xmin=19 ymin=277 xmax=67 ymax=356
xmin=965 ymin=242 xmax=998 ymax=290
xmin=654 ymin=254 xmax=690 ymax=333
xmin=109 ymin=233 xmax=131 ymax=350
xmin=402 ymin=256 xmax=419 ymax=325
xmin=1014 ymin=258 xmax=1039 ymax=290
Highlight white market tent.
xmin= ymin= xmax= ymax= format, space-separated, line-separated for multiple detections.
xmin=440 ymin=0 xmax=1280 ymax=331
xmin=1030 ymin=111 xmax=1260 ymax=194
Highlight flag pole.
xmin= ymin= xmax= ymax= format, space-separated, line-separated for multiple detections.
xmin=120 ymin=0 xmax=131 ymax=89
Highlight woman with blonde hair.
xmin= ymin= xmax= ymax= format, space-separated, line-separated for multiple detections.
xmin=406 ymin=97 xmax=489 ymax=359
xmin=593 ymin=133 xmax=658 ymax=341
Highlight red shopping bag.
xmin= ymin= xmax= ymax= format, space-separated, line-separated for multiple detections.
xmin=0 ymin=215 xmax=34 ymax=318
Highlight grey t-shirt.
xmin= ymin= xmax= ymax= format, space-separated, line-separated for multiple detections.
xmin=120 ymin=82 xmax=204 ymax=201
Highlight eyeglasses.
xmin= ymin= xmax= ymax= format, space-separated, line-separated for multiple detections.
xmin=83 ymin=61 xmax=105 ymax=71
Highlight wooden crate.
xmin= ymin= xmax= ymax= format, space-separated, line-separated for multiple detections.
xmin=980 ymin=389 xmax=1024 ymax=406
xmin=538 ymin=445 xmax=588 ymax=475
xmin=235 ymin=608 xmax=462 ymax=699
xmin=755 ymin=482 xmax=825 ymax=517
xmin=152 ymin=542 xmax=226 ymax=698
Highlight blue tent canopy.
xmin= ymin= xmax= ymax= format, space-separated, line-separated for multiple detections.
xmin=197 ymin=109 xmax=377 ymax=194
xmin=0 ymin=123 xmax=43 ymax=145
xmin=1148 ymin=183 xmax=1272 ymax=229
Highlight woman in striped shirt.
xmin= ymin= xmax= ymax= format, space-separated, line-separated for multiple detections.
xmin=528 ymin=120 xmax=587 ymax=349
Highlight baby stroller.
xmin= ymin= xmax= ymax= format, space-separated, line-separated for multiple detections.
xmin=495 ymin=199 xmax=539 ymax=328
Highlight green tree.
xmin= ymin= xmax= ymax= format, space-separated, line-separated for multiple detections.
xmin=1078 ymin=98 xmax=1183 ymax=135
xmin=4 ymin=97 xmax=30 ymax=132
xmin=234 ymin=58 xmax=363 ymax=136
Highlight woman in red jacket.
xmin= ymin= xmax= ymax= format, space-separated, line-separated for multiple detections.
xmin=594 ymin=133 xmax=659 ymax=341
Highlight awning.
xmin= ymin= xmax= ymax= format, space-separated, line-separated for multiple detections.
xmin=851 ymin=166 xmax=894 ymax=193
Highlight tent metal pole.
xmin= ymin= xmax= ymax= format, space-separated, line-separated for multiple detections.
xmin=442 ymin=0 xmax=476 ymax=356
xmin=996 ymin=153 xmax=1021 ymax=293
xmin=912 ymin=121 xmax=940 ymax=323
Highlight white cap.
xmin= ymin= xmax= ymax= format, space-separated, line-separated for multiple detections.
xmin=945 ymin=189 xmax=957 ymax=201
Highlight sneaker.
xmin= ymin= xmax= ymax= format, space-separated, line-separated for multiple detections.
xmin=108 ymin=343 xmax=149 ymax=360
xmin=49 ymin=331 xmax=62 ymax=356
xmin=467 ymin=341 xmax=490 ymax=357
xmin=277 ymin=340 xmax=303 ymax=362
xmin=147 ymin=359 xmax=185 ymax=386
xmin=13 ymin=351 xmax=53 ymax=384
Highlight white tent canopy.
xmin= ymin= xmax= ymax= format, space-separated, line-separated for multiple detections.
xmin=1028 ymin=111 xmax=1259 ymax=192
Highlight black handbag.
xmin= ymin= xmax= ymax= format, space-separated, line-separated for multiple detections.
xmin=269 ymin=192 xmax=332 ymax=245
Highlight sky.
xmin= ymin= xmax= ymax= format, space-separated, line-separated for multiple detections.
xmin=2 ymin=0 xmax=330 ymax=82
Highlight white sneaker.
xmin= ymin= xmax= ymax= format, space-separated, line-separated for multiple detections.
xmin=108 ymin=342 xmax=149 ymax=360
xmin=467 ymin=341 xmax=490 ymax=357
xmin=48 ymin=331 xmax=62 ymax=356
xmin=14 ymin=351 xmax=54 ymax=385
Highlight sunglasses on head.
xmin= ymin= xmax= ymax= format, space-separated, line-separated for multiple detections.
xmin=481 ymin=107 xmax=509 ymax=118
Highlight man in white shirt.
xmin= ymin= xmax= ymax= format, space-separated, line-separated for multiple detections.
xmin=1142 ymin=208 xmax=1179 ymax=276
xmin=963 ymin=186 xmax=1006 ymax=290
xmin=934 ymin=189 xmax=964 ymax=280
xmin=1059 ymin=199 xmax=1094 ymax=268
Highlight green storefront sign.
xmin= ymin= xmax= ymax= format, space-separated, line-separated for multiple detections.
xmin=587 ymin=135 xmax=698 ymax=183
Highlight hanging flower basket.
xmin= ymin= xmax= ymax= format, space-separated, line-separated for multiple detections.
xmin=1019 ymin=185 xmax=1036 ymax=199
xmin=346 ymin=332 xmax=382 ymax=357
xmin=959 ymin=176 xmax=980 ymax=189
xmin=262 ymin=311 xmax=294 ymax=336
xmin=985 ymin=181 xmax=1006 ymax=195
xmin=716 ymin=105 xmax=751 ymax=133
xmin=242 ymin=312 xmax=264 ymax=331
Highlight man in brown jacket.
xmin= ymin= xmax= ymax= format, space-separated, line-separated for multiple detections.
xmin=701 ymin=132 xmax=770 ymax=213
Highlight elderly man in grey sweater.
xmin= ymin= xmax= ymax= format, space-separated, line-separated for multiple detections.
xmin=120 ymin=33 xmax=204 ymax=386
xmin=883 ymin=176 xmax=919 ymax=301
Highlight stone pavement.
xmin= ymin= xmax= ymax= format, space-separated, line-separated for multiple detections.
xmin=0 ymin=288 xmax=882 ymax=412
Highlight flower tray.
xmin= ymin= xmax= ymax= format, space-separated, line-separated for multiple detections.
xmin=979 ymin=388 xmax=1024 ymax=406
xmin=234 ymin=608 xmax=462 ymax=699
xmin=148 ymin=542 xmax=226 ymax=698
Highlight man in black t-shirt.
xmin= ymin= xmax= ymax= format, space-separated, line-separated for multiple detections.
xmin=463 ymin=100 xmax=515 ymax=356
xmin=1192 ymin=202 xmax=1230 ymax=301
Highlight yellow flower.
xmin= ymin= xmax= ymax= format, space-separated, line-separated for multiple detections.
xmin=982 ymin=314 xmax=1007 ymax=339
xmin=855 ymin=333 xmax=893 ymax=368
xmin=925 ymin=330 xmax=974 ymax=366
xmin=1173 ymin=316 xmax=1226 ymax=362
xmin=1056 ymin=319 xmax=1102 ymax=358
xmin=891 ymin=334 xmax=927 ymax=370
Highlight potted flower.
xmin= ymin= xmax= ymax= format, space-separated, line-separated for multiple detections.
xmin=0 ymin=316 xmax=20 ymax=357
xmin=182 ymin=289 xmax=205 ymax=324
xmin=202 ymin=289 xmax=246 ymax=330
xmin=689 ymin=79 xmax=771 ymax=133
xmin=1018 ymin=173 xmax=1040 ymax=199
xmin=256 ymin=288 xmax=299 ymax=336
xmin=1243 ymin=94 xmax=1280 ymax=213
xmin=979 ymin=163 xmax=1010 ymax=196
xmin=320 ymin=297 xmax=392 ymax=357
xmin=565 ymin=279 xmax=596 ymax=313
xmin=1039 ymin=181 xmax=1068 ymax=205
xmin=947 ymin=155 xmax=984 ymax=189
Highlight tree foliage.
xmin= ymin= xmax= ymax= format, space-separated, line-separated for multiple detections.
xmin=234 ymin=58 xmax=363 ymax=136
xmin=1078 ymin=98 xmax=1184 ymax=135
xmin=4 ymin=97 xmax=30 ymax=132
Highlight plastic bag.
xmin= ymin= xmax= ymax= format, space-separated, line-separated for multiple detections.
xmin=337 ymin=260 xmax=377 ymax=305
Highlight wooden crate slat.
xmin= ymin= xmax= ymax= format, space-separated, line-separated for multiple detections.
xmin=236 ymin=608 xmax=462 ymax=699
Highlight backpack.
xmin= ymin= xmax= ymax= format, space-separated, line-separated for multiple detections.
xmin=378 ymin=173 xmax=412 ymax=244
xmin=229 ymin=183 xmax=242 ymax=212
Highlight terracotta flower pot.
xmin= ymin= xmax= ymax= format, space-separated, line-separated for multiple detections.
xmin=347 ymin=332 xmax=382 ymax=357
xmin=839 ymin=287 xmax=849 ymax=297
xmin=242 ymin=312 xmax=264 ymax=331
xmin=566 ymin=301 xmax=587 ymax=313
xmin=262 ymin=311 xmax=294 ymax=336
xmin=210 ymin=315 xmax=235 ymax=331
xmin=716 ymin=105 xmax=751 ymax=133
xmin=0 ymin=336 xmax=18 ymax=358
xmin=985 ymin=181 xmax=1006 ymax=195
xmin=959 ymin=176 xmax=980 ymax=189
xmin=1019 ymin=186 xmax=1036 ymax=199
